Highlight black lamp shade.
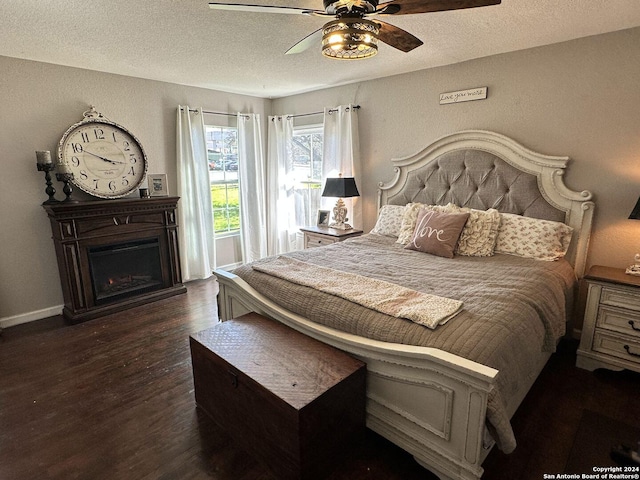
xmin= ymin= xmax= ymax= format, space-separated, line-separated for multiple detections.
xmin=630 ymin=197 xmax=640 ymax=219
xmin=322 ymin=177 xmax=360 ymax=198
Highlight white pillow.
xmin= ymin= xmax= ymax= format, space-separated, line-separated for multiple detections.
xmin=446 ymin=205 xmax=501 ymax=257
xmin=494 ymin=213 xmax=573 ymax=261
xmin=371 ymin=204 xmax=406 ymax=237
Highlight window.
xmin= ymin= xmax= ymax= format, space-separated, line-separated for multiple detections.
xmin=204 ymin=123 xmax=323 ymax=235
xmin=291 ymin=125 xmax=323 ymax=228
xmin=205 ymin=125 xmax=239 ymax=235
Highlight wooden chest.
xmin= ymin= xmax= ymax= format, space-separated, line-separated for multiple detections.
xmin=189 ymin=313 xmax=366 ymax=480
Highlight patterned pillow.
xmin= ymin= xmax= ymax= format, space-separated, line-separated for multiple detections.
xmin=446 ymin=205 xmax=501 ymax=257
xmin=495 ymin=213 xmax=574 ymax=261
xmin=396 ymin=203 xmax=451 ymax=244
xmin=404 ymin=209 xmax=470 ymax=258
xmin=371 ymin=204 xmax=406 ymax=237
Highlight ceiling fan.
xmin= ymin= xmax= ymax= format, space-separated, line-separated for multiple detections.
xmin=208 ymin=0 xmax=501 ymax=60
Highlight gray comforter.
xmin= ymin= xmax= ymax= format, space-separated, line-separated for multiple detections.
xmin=232 ymin=233 xmax=576 ymax=453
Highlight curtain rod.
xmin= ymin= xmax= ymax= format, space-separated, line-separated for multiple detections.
xmin=202 ymin=110 xmax=236 ymax=117
xmin=179 ymin=107 xmax=244 ymax=117
xmin=287 ymin=104 xmax=360 ymax=119
xmin=180 ymin=105 xmax=361 ymax=118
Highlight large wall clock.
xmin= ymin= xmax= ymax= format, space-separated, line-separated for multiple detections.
xmin=57 ymin=106 xmax=148 ymax=199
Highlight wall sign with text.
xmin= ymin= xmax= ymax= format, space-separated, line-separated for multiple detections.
xmin=439 ymin=87 xmax=488 ymax=105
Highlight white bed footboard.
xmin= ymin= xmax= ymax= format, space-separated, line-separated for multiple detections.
xmin=216 ymin=269 xmax=499 ymax=480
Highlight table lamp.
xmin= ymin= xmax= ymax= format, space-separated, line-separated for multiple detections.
xmin=626 ymin=196 xmax=640 ymax=275
xmin=321 ymin=174 xmax=360 ymax=230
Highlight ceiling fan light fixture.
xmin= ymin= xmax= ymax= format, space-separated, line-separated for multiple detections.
xmin=321 ymin=18 xmax=379 ymax=60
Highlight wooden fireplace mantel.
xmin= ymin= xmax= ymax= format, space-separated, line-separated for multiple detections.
xmin=44 ymin=196 xmax=186 ymax=324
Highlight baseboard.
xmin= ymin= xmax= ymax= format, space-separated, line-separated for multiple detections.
xmin=0 ymin=305 xmax=63 ymax=329
xmin=217 ymin=262 xmax=243 ymax=271
xmin=571 ymin=327 xmax=582 ymax=340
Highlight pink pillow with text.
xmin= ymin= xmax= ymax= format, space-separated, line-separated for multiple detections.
xmin=404 ymin=209 xmax=470 ymax=258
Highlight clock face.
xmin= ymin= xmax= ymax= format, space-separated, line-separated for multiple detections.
xmin=58 ymin=119 xmax=148 ymax=199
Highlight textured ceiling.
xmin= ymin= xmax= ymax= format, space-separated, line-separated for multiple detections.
xmin=2 ymin=0 xmax=640 ymax=99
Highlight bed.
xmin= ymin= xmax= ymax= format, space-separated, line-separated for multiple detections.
xmin=214 ymin=130 xmax=595 ymax=480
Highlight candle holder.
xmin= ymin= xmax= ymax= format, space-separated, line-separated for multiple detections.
xmin=55 ymin=172 xmax=78 ymax=202
xmin=36 ymin=162 xmax=59 ymax=204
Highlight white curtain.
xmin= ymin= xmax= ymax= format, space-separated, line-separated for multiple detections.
xmin=322 ymin=104 xmax=362 ymax=229
xmin=176 ymin=106 xmax=216 ymax=280
xmin=237 ymin=113 xmax=268 ymax=262
xmin=266 ymin=115 xmax=298 ymax=255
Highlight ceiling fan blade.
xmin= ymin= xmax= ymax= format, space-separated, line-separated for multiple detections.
xmin=285 ymin=28 xmax=323 ymax=55
xmin=376 ymin=0 xmax=500 ymax=15
xmin=208 ymin=3 xmax=329 ymax=16
xmin=375 ymin=20 xmax=423 ymax=52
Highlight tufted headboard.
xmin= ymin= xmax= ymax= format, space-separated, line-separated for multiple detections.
xmin=378 ymin=130 xmax=595 ymax=277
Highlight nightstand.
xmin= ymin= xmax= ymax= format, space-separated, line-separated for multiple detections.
xmin=299 ymin=226 xmax=363 ymax=249
xmin=577 ymin=265 xmax=640 ymax=373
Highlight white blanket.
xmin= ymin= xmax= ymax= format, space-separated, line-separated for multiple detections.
xmin=252 ymin=256 xmax=463 ymax=329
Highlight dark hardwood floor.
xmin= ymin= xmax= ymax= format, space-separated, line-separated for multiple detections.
xmin=1 ymin=278 xmax=639 ymax=480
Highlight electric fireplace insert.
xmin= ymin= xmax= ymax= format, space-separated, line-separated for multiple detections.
xmin=88 ymin=238 xmax=164 ymax=305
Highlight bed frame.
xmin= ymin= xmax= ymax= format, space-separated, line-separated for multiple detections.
xmin=214 ymin=130 xmax=595 ymax=480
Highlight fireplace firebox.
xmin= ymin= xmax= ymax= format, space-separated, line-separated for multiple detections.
xmin=88 ymin=238 xmax=164 ymax=305
xmin=44 ymin=197 xmax=186 ymax=323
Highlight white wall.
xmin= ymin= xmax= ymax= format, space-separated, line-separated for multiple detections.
xmin=0 ymin=56 xmax=269 ymax=327
xmin=3 ymin=27 xmax=640 ymax=328
xmin=274 ymin=27 xmax=640 ymax=274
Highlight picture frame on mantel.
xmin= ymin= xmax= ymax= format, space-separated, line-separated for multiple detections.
xmin=148 ymin=174 xmax=168 ymax=196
